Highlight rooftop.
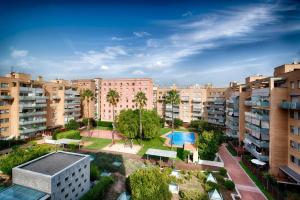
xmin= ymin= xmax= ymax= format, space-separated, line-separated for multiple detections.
xmin=19 ymin=151 xmax=86 ymax=176
xmin=145 ymin=148 xmax=177 ymax=159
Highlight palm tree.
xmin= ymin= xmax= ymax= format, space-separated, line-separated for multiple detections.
xmin=134 ymin=91 xmax=147 ymax=139
xmin=165 ymin=89 xmax=180 ymax=149
xmin=81 ymin=89 xmax=94 ymax=136
xmin=106 ymin=89 xmax=120 ymax=144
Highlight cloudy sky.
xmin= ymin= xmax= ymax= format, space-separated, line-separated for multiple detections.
xmin=0 ymin=0 xmax=300 ymax=86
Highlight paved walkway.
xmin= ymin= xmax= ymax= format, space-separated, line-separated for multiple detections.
xmin=219 ymin=144 xmax=266 ymax=200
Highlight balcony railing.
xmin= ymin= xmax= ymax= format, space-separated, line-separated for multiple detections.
xmin=244 ymin=100 xmax=252 ymax=106
xmin=19 ymin=118 xmax=47 ymax=125
xmin=19 ymin=111 xmax=47 ymax=117
xmin=19 ymin=96 xmax=48 ymax=100
xmin=65 ymin=96 xmax=81 ymax=100
xmin=192 ymin=107 xmax=201 ymax=112
xmin=19 ymin=126 xmax=47 ymax=134
xmin=226 ymin=130 xmax=239 ymax=138
xmin=245 ymin=134 xmax=269 ymax=148
xmin=19 ymin=103 xmax=47 ymax=108
xmin=181 ymin=96 xmax=189 ymax=101
xmin=192 ymin=113 xmax=202 ymax=117
xmin=192 ymin=98 xmax=201 ymax=103
xmin=0 ymin=95 xmax=13 ymax=100
xmin=244 ymin=144 xmax=269 ymax=162
xmin=280 ymin=101 xmax=300 ymax=110
xmin=65 ymin=108 xmax=81 ymax=113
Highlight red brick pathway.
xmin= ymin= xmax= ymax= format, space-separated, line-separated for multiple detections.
xmin=219 ymin=144 xmax=266 ymax=200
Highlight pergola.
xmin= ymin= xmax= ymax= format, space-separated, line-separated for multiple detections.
xmin=145 ymin=148 xmax=177 ymax=162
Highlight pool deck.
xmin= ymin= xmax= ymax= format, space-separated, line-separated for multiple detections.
xmin=161 ymin=131 xmax=198 ymax=150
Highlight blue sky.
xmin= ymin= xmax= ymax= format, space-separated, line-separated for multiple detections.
xmin=0 ymin=0 xmax=300 ymax=86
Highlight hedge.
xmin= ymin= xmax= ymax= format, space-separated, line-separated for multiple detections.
xmin=179 ymin=190 xmax=208 ymax=200
xmin=224 ymin=180 xmax=235 ymax=190
xmin=97 ymin=120 xmax=113 ymax=127
xmin=0 ymin=145 xmax=51 ymax=175
xmin=55 ymin=130 xmax=81 ymax=140
xmin=80 ymin=176 xmax=114 ymax=200
xmin=0 ymin=139 xmax=26 ymax=151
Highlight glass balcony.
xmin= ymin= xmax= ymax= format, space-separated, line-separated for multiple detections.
xmin=181 ymin=96 xmax=189 ymax=101
xmin=19 ymin=96 xmax=48 ymax=100
xmin=65 ymin=108 xmax=81 ymax=112
xmin=0 ymin=95 xmax=13 ymax=100
xmin=19 ymin=118 xmax=47 ymax=125
xmin=64 ymin=89 xmax=79 ymax=95
xmin=19 ymin=103 xmax=47 ymax=108
xmin=207 ymin=119 xmax=225 ymax=126
xmin=192 ymin=98 xmax=201 ymax=103
xmin=244 ymin=100 xmax=252 ymax=106
xmin=192 ymin=107 xmax=201 ymax=112
xmin=244 ymin=144 xmax=269 ymax=162
xmin=65 ymin=96 xmax=81 ymax=100
xmin=226 ymin=129 xmax=239 ymax=138
xmin=52 ymin=96 xmax=61 ymax=100
xmin=19 ymin=126 xmax=46 ymax=134
xmin=245 ymin=134 xmax=269 ymax=148
xmin=280 ymin=101 xmax=300 ymax=110
xmin=19 ymin=111 xmax=46 ymax=117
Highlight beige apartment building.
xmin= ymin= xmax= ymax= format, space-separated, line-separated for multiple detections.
xmin=0 ymin=73 xmax=47 ymax=138
xmin=43 ymin=79 xmax=81 ymax=127
xmin=225 ymin=63 xmax=300 ymax=183
xmin=100 ymin=78 xmax=153 ymax=121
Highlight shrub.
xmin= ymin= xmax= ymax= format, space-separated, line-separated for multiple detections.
xmin=82 ymin=118 xmax=96 ymax=128
xmin=263 ymin=173 xmax=277 ymax=185
xmin=0 ymin=145 xmax=51 ymax=175
xmin=56 ymin=130 xmax=81 ymax=140
xmin=179 ymin=190 xmax=208 ymax=200
xmin=90 ymin=164 xmax=100 ymax=181
xmin=224 ymin=180 xmax=235 ymax=190
xmin=177 ymin=148 xmax=190 ymax=161
xmin=196 ymin=171 xmax=206 ymax=182
xmin=287 ymin=192 xmax=300 ymax=200
xmin=97 ymin=120 xmax=113 ymax=127
xmin=0 ymin=138 xmax=26 ymax=151
xmin=198 ymin=131 xmax=223 ymax=161
xmin=65 ymin=119 xmax=80 ymax=130
xmin=215 ymin=174 xmax=225 ymax=184
xmin=80 ymin=176 xmax=113 ymax=200
xmin=218 ymin=168 xmax=227 ymax=176
xmin=204 ymin=181 xmax=219 ymax=192
xmin=128 ymin=167 xmax=172 ymax=200
xmin=173 ymin=118 xmax=183 ymax=128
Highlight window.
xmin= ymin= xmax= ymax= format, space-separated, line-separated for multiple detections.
xmin=72 ymin=172 xmax=75 ymax=177
xmin=290 ymin=125 xmax=295 ymax=134
xmin=69 ymin=183 xmax=72 ymax=187
xmin=61 ymin=188 xmax=65 ymax=193
xmin=291 ymin=81 xmax=295 ymax=89
xmin=84 ymin=179 xmax=87 ymax=183
xmin=65 ymin=177 xmax=69 ymax=182
xmin=78 ymin=168 xmax=81 ymax=172
xmin=78 ymin=183 xmax=81 ymax=188
xmin=57 ymin=182 xmax=61 ymax=187
xmin=81 ymin=174 xmax=84 ymax=178
xmin=75 ymin=194 xmax=78 ymax=198
xmin=72 ymin=188 xmax=75 ymax=193
xmin=75 ymin=178 xmax=78 ymax=182
xmin=65 ymin=194 xmax=69 ymax=198
xmin=81 ymin=188 xmax=84 ymax=192
xmin=84 ymin=165 xmax=87 ymax=169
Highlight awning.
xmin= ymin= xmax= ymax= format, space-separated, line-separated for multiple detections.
xmin=279 ymin=166 xmax=300 ymax=184
xmin=251 ymin=159 xmax=266 ymax=166
xmin=145 ymin=148 xmax=177 ymax=159
xmin=207 ymin=173 xmax=217 ymax=183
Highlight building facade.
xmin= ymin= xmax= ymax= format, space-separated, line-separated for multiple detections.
xmin=12 ymin=151 xmax=91 ymax=200
xmin=99 ymin=78 xmax=153 ymax=121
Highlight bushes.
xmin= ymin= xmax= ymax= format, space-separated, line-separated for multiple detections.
xmin=97 ymin=120 xmax=113 ymax=127
xmin=173 ymin=118 xmax=183 ymax=129
xmin=0 ymin=138 xmax=25 ymax=151
xmin=82 ymin=118 xmax=96 ymax=127
xmin=65 ymin=119 xmax=80 ymax=130
xmin=179 ymin=190 xmax=208 ymax=200
xmin=198 ymin=131 xmax=223 ymax=161
xmin=80 ymin=176 xmax=114 ymax=200
xmin=224 ymin=180 xmax=235 ymax=190
xmin=90 ymin=164 xmax=100 ymax=181
xmin=55 ymin=130 xmax=81 ymax=140
xmin=204 ymin=181 xmax=219 ymax=192
xmin=177 ymin=148 xmax=190 ymax=161
xmin=218 ymin=168 xmax=227 ymax=176
xmin=0 ymin=145 xmax=51 ymax=175
xmin=128 ymin=167 xmax=171 ymax=200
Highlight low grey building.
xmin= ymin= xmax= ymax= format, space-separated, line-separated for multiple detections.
xmin=11 ymin=151 xmax=91 ymax=200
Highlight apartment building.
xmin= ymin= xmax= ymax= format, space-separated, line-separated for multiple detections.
xmin=0 ymin=73 xmax=47 ymax=138
xmin=100 ymin=78 xmax=153 ymax=121
xmin=205 ymin=86 xmax=227 ymax=127
xmin=94 ymin=78 xmax=102 ymax=120
xmin=44 ymin=80 xmax=81 ymax=127
xmin=156 ymin=84 xmax=208 ymax=123
xmin=72 ymin=79 xmax=96 ymax=119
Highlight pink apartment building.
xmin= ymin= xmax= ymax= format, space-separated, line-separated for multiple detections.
xmin=100 ymin=78 xmax=153 ymax=121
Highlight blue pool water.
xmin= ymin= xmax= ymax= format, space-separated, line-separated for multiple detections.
xmin=167 ymin=131 xmax=195 ymax=146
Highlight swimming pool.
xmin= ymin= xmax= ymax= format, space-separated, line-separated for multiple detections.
xmin=166 ymin=131 xmax=195 ymax=146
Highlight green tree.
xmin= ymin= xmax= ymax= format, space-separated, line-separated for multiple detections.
xmin=134 ymin=91 xmax=147 ymax=139
xmin=128 ymin=167 xmax=172 ymax=200
xmin=116 ymin=109 xmax=139 ymax=139
xmin=106 ymin=89 xmax=120 ymax=144
xmin=81 ymin=89 xmax=94 ymax=136
xmin=165 ymin=89 xmax=180 ymax=148
xmin=142 ymin=110 xmax=161 ymax=139
xmin=198 ymin=131 xmax=220 ymax=160
xmin=173 ymin=118 xmax=183 ymax=129
xmin=65 ymin=119 xmax=80 ymax=130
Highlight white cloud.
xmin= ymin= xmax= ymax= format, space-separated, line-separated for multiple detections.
xmin=132 ymin=70 xmax=145 ymax=75
xmin=133 ymin=31 xmax=151 ymax=37
xmin=147 ymin=39 xmax=159 ymax=48
xmin=11 ymin=49 xmax=28 ymax=58
xmin=111 ymin=37 xmax=124 ymax=41
xmin=100 ymin=65 xmax=109 ymax=70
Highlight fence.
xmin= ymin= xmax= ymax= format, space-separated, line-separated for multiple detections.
xmin=241 ymin=156 xmax=286 ymax=200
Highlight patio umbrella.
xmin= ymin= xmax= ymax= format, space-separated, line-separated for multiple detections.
xmin=209 ymin=189 xmax=223 ymax=200
xmin=251 ymin=159 xmax=266 ymax=166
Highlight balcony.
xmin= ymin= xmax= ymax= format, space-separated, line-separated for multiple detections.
xmin=65 ymin=96 xmax=81 ymax=100
xmin=226 ymin=130 xmax=239 ymax=138
xmin=245 ymin=134 xmax=269 ymax=148
xmin=19 ymin=96 xmax=48 ymax=100
xmin=192 ymin=98 xmax=201 ymax=103
xmin=192 ymin=107 xmax=201 ymax=112
xmin=192 ymin=113 xmax=202 ymax=117
xmin=19 ymin=111 xmax=46 ymax=117
xmin=52 ymin=96 xmax=61 ymax=100
xmin=64 ymin=89 xmax=79 ymax=95
xmin=280 ymin=101 xmax=300 ymax=110
xmin=19 ymin=118 xmax=47 ymax=125
xmin=244 ymin=100 xmax=252 ymax=106
xmin=181 ymin=96 xmax=189 ymax=102
xmin=19 ymin=126 xmax=46 ymax=134
xmin=207 ymin=119 xmax=225 ymax=126
xmin=20 ymin=87 xmax=44 ymax=93
xmin=0 ymin=95 xmax=13 ymax=100
xmin=226 ymin=121 xmax=239 ymax=131
xmin=65 ymin=108 xmax=81 ymax=113
xmin=19 ymin=103 xmax=47 ymax=109
xmin=244 ymin=144 xmax=269 ymax=162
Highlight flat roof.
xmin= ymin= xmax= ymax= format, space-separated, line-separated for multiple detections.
xmin=0 ymin=184 xmax=48 ymax=200
xmin=19 ymin=151 xmax=85 ymax=176
xmin=145 ymin=148 xmax=177 ymax=159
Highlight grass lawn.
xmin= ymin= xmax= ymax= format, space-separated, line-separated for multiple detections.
xmin=82 ymin=137 xmax=112 ymax=150
xmin=240 ymin=161 xmax=273 ymax=200
xmin=93 ymin=126 xmax=113 ymax=131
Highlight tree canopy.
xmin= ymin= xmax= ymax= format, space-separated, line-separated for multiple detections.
xmin=198 ymin=130 xmax=223 ymax=160
xmin=116 ymin=109 xmax=161 ymax=139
